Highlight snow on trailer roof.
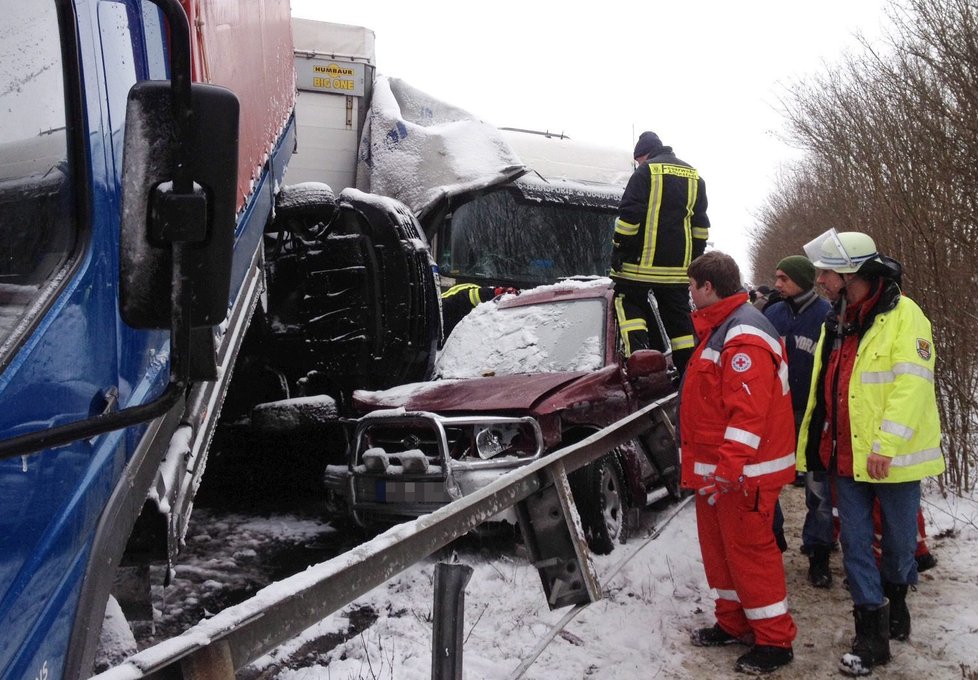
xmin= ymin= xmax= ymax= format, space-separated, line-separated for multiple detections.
xmin=356 ymin=76 xmax=526 ymax=217
xmin=357 ymin=77 xmax=633 ymax=218
xmin=512 ymin=173 xmax=623 ymax=210
xmin=501 ymin=129 xmax=634 ymax=187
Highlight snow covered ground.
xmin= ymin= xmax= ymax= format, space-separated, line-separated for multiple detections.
xmin=156 ymin=480 xmax=977 ymax=680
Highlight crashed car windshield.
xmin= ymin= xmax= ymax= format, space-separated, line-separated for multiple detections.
xmin=434 ymin=296 xmax=606 ymax=379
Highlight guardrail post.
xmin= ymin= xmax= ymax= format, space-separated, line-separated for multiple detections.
xmin=431 ymin=562 xmax=474 ymax=680
xmin=180 ymin=639 xmax=234 ymax=679
xmin=515 ymin=461 xmax=601 ymax=610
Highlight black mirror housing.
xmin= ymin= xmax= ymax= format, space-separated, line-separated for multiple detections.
xmin=119 ymin=80 xmax=239 ymax=329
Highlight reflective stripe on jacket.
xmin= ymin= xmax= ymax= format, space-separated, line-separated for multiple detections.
xmin=442 ymin=283 xmax=485 ymax=307
xmin=611 ymin=153 xmax=709 ymax=285
xmin=680 ymin=293 xmax=797 ymax=491
xmin=797 ymin=294 xmax=944 ymax=482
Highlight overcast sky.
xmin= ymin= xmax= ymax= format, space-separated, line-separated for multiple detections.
xmin=289 ymin=0 xmax=892 ymax=281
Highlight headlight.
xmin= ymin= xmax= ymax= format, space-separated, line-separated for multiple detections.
xmin=475 ymin=427 xmax=505 ymax=459
xmin=473 ymin=423 xmax=531 ymax=460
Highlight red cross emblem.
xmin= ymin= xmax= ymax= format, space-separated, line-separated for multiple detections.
xmin=731 ymin=352 xmax=752 ymax=372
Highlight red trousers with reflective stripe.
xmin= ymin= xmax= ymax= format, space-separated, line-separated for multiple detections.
xmin=695 ymin=487 xmax=797 ymax=647
xmin=872 ymin=500 xmax=930 ymax=560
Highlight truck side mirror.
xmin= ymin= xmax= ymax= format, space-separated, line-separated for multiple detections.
xmin=119 ymin=80 xmax=239 ymax=329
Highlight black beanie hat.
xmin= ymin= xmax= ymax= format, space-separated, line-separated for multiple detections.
xmin=777 ymin=255 xmax=816 ymax=291
xmin=633 ymin=131 xmax=664 ymax=159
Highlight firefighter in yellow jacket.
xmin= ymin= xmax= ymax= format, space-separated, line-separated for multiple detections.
xmin=611 ymin=131 xmax=709 ymax=376
xmin=798 ymin=230 xmax=944 ymax=676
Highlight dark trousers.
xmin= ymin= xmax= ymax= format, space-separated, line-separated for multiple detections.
xmin=613 ymin=280 xmax=695 ymax=375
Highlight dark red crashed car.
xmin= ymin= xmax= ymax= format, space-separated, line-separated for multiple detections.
xmin=324 ymin=277 xmax=680 ymax=553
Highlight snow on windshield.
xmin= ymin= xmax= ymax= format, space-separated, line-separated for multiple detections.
xmin=435 ymin=296 xmax=605 ymax=379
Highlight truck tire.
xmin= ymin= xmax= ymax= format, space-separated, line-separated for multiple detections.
xmin=275 ymin=181 xmax=337 ymax=219
xmin=571 ymin=453 xmax=627 ymax=555
xmin=273 ymin=182 xmax=338 ymax=239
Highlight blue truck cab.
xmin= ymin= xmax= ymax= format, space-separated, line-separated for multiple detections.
xmin=0 ymin=1 xmax=296 ymax=677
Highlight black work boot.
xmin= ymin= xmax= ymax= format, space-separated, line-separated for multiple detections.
xmin=735 ymin=645 xmax=793 ymax=674
xmin=839 ymin=600 xmax=891 ymax=676
xmin=807 ymin=544 xmax=832 ymax=588
xmin=916 ymin=551 xmax=938 ymax=572
xmin=884 ymin=582 xmax=911 ymax=641
xmin=690 ymin=622 xmax=747 ymax=647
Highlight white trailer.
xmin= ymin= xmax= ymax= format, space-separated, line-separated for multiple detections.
xmin=290 ymin=19 xmax=376 ymax=191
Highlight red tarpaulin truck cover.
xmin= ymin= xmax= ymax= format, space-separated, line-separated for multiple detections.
xmin=183 ymin=0 xmax=296 ymax=212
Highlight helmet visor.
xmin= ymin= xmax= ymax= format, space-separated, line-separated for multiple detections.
xmin=803 ymin=228 xmax=861 ymax=273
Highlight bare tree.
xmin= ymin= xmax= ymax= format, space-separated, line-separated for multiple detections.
xmin=751 ymin=0 xmax=978 ymax=492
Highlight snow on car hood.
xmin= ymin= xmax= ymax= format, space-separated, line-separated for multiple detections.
xmin=353 ymin=371 xmax=590 ymax=414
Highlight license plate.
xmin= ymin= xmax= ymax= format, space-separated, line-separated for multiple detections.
xmin=357 ymin=478 xmax=450 ymax=504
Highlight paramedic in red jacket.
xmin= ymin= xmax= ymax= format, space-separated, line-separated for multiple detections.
xmin=681 ymin=251 xmax=798 ymax=674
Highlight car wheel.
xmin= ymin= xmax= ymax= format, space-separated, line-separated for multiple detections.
xmin=572 ymin=454 xmax=627 ymax=555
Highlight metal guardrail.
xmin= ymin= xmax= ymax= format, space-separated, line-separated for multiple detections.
xmin=95 ymin=392 xmax=677 ymax=680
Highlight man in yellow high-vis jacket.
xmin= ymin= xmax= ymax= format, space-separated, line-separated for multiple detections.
xmin=798 ymin=229 xmax=944 ymax=677
xmin=611 ymin=131 xmax=709 ymax=376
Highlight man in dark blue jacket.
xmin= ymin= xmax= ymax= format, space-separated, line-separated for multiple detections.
xmin=763 ymin=255 xmax=833 ymax=586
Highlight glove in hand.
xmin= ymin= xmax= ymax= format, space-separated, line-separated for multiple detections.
xmin=698 ymin=473 xmax=745 ymax=506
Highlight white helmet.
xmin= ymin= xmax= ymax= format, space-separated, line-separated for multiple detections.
xmin=803 ymin=229 xmax=882 ymax=274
